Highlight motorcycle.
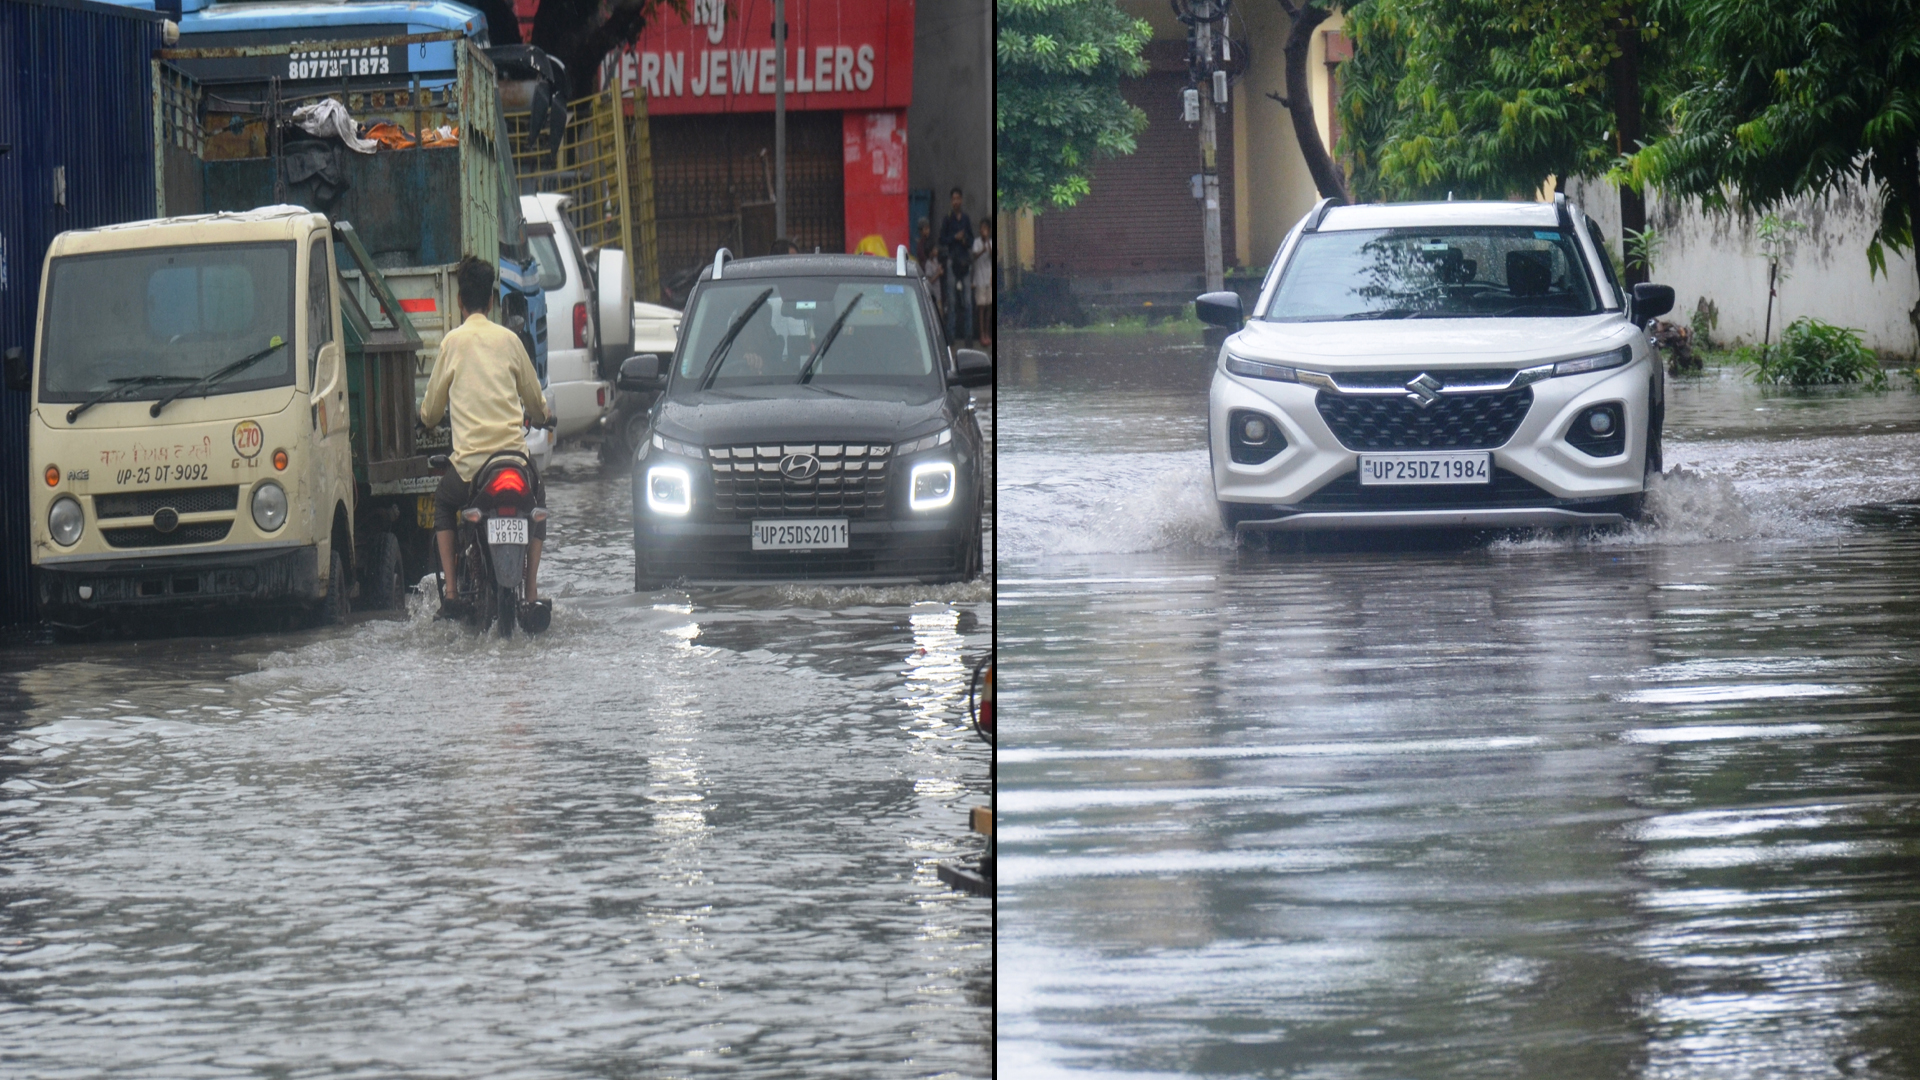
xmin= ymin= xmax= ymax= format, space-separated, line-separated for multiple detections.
xmin=428 ymin=446 xmax=554 ymax=638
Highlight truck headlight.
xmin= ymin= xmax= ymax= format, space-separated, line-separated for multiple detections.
xmin=645 ymin=465 xmax=691 ymax=515
xmin=252 ymin=481 xmax=288 ymax=532
xmin=909 ymin=461 xmax=956 ymax=511
xmin=48 ymin=496 xmax=83 ymax=546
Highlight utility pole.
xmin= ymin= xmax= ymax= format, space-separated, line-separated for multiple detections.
xmin=774 ymin=0 xmax=787 ymax=242
xmin=1196 ymin=17 xmax=1223 ymax=293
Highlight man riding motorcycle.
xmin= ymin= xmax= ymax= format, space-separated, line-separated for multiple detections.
xmin=420 ymin=256 xmax=553 ymax=617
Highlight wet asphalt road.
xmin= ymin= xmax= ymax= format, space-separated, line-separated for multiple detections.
xmin=999 ymin=331 xmax=1920 ymax=1078
xmin=0 ymin=400 xmax=993 ymax=1077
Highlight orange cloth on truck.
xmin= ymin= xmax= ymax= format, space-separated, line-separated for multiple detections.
xmin=419 ymin=124 xmax=460 ymax=148
xmin=419 ymin=313 xmax=551 ymax=482
xmin=362 ymin=121 xmax=417 ymax=149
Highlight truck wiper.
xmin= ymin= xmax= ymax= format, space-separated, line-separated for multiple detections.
xmin=796 ymin=292 xmax=864 ymax=384
xmin=148 ymin=336 xmax=286 ymax=418
xmin=66 ymin=375 xmax=195 ymax=424
xmin=698 ymin=288 xmax=775 ymax=391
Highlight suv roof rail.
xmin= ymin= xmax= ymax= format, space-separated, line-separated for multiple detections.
xmin=1301 ymin=196 xmax=1345 ymax=233
xmin=897 ymin=244 xmax=909 ymax=277
xmin=1553 ymin=191 xmax=1575 ymax=233
xmin=712 ymin=247 xmax=733 ymax=280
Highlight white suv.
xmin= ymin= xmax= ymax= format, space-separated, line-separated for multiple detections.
xmin=520 ymin=192 xmax=631 ymax=445
xmin=1202 ymin=195 xmax=1674 ymax=533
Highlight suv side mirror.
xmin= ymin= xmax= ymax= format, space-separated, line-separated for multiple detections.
xmin=3 ymin=347 xmax=27 ymax=392
xmin=950 ymin=348 xmax=992 ymax=388
xmin=617 ymin=353 xmax=666 ymax=392
xmin=1631 ymin=283 xmax=1675 ymax=326
xmin=1195 ymin=291 xmax=1244 ymax=330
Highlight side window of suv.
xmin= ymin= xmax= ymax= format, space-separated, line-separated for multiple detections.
xmin=308 ymin=237 xmax=333 ymax=387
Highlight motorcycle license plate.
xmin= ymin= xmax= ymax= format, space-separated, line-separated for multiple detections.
xmin=1356 ymin=452 xmax=1492 ymax=486
xmin=751 ymin=519 xmax=849 ymax=551
xmin=487 ymin=517 xmax=529 ymax=545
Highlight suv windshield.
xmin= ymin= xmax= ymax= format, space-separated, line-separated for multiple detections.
xmin=1263 ymin=226 xmax=1603 ymax=321
xmin=671 ymin=277 xmax=936 ymax=398
xmin=38 ymin=242 xmax=296 ymax=402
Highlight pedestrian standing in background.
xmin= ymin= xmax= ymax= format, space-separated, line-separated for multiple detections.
xmin=938 ymin=187 xmax=974 ymax=344
xmin=917 ymin=216 xmax=945 ymax=325
xmin=971 ymin=218 xmax=994 ymax=349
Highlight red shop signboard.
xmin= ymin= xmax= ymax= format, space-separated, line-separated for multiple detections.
xmin=604 ymin=0 xmax=915 ymax=257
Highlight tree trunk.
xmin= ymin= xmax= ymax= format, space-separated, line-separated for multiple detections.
xmin=1279 ymin=2 xmax=1350 ymax=203
xmin=1612 ymin=13 xmax=1647 ymax=286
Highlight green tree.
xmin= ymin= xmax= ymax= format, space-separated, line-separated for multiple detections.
xmin=1340 ymin=0 xmax=1678 ymax=281
xmin=1623 ymin=0 xmax=1920 ymax=340
xmin=996 ymin=0 xmax=1152 ymax=212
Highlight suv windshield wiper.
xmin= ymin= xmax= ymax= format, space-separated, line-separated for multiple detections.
xmin=698 ymin=288 xmax=775 ymax=391
xmin=149 ymin=335 xmax=286 ymax=418
xmin=796 ymin=292 xmax=864 ymax=384
xmin=65 ymin=375 xmax=196 ymax=424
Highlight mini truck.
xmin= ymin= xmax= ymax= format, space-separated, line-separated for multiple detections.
xmin=13 ymin=208 xmax=433 ymax=628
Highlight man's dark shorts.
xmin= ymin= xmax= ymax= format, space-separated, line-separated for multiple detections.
xmin=434 ymin=460 xmax=547 ymax=540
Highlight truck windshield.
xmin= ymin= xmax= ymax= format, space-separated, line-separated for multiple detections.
xmin=38 ymin=242 xmax=297 ymax=403
xmin=1262 ymin=226 xmax=1603 ymax=321
xmin=671 ymin=278 xmax=937 ymax=396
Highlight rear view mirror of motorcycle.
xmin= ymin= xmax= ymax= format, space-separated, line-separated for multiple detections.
xmin=617 ymin=353 xmax=666 ymax=392
xmin=428 ymin=454 xmax=451 ymax=472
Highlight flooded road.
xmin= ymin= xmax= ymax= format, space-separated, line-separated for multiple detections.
xmin=0 ymin=402 xmax=993 ymax=1076
xmin=999 ymin=332 xmax=1920 ymax=1078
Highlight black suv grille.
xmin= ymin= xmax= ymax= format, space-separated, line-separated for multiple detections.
xmin=1316 ymin=388 xmax=1533 ymax=451
xmin=103 ymin=522 xmax=233 ymax=548
xmin=708 ymin=443 xmax=893 ymax=521
xmin=95 ymin=485 xmax=239 ymax=519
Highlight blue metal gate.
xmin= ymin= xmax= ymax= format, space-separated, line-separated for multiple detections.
xmin=0 ymin=0 xmax=163 ymax=625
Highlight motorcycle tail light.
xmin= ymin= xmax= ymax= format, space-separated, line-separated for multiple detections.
xmin=573 ymin=302 xmax=589 ymax=349
xmin=460 ymin=508 xmax=482 ymax=523
xmin=483 ymin=468 xmax=530 ymax=497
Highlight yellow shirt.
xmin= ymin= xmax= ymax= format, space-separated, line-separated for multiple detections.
xmin=419 ymin=312 xmax=551 ymax=481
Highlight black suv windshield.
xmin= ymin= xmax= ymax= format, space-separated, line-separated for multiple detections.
xmin=1262 ymin=226 xmax=1603 ymax=321
xmin=671 ymin=277 xmax=936 ymax=398
xmin=38 ymin=242 xmax=297 ymax=402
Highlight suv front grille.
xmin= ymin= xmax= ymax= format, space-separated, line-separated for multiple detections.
xmin=95 ymin=485 xmax=239 ymax=519
xmin=1316 ymin=388 xmax=1533 ymax=451
xmin=708 ymin=443 xmax=893 ymax=520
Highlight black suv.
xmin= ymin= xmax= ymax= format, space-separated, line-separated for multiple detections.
xmin=617 ymin=253 xmax=991 ymax=588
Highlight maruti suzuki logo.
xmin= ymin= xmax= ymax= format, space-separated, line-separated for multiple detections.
xmin=1405 ymin=373 xmax=1443 ymax=408
xmin=779 ymin=453 xmax=821 ymax=480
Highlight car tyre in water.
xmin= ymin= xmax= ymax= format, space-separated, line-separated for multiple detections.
xmin=359 ymin=532 xmax=407 ymax=611
xmin=1628 ymin=399 xmax=1666 ymax=523
xmin=315 ymin=549 xmax=350 ymax=626
xmin=497 ymin=586 xmax=518 ymax=639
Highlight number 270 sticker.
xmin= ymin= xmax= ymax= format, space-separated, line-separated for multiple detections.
xmin=233 ymin=420 xmax=263 ymax=458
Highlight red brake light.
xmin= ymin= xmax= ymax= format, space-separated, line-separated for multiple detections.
xmin=573 ymin=302 xmax=588 ymax=349
xmin=483 ymin=468 xmax=529 ymax=497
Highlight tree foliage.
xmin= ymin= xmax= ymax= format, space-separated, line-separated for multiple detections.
xmin=1623 ymin=0 xmax=1920 ymax=294
xmin=530 ymin=0 xmax=688 ymax=99
xmin=1339 ymin=1 xmax=1675 ymax=201
xmin=996 ymin=0 xmax=1151 ymax=213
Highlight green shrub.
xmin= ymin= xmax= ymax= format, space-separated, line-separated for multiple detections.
xmin=1736 ymin=317 xmax=1885 ymax=388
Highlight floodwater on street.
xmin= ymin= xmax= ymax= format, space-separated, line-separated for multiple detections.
xmin=999 ymin=330 xmax=1920 ymax=1078
xmin=0 ymin=392 xmax=993 ymax=1078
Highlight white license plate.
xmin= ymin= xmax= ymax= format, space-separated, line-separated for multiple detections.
xmin=1357 ymin=452 xmax=1492 ymax=486
xmin=486 ymin=517 xmax=529 ymax=545
xmin=751 ymin=519 xmax=849 ymax=551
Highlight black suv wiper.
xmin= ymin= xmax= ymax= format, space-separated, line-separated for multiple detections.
xmin=698 ymin=288 xmax=775 ymax=391
xmin=796 ymin=292 xmax=864 ymax=384
xmin=65 ymin=375 xmax=196 ymax=424
xmin=149 ymin=335 xmax=287 ymax=418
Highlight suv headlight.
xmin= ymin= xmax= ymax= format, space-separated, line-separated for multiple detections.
xmin=651 ymin=433 xmax=704 ymax=458
xmin=1224 ymin=353 xmax=1300 ymax=382
xmin=48 ymin=496 xmax=83 ymax=546
xmin=897 ymin=428 xmax=952 ymax=455
xmin=1553 ymin=345 xmax=1632 ymax=376
xmin=251 ymin=481 xmax=288 ymax=532
xmin=909 ymin=461 xmax=956 ymax=511
xmin=646 ymin=464 xmax=692 ymax=515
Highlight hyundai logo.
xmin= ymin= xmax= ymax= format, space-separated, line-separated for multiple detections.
xmin=779 ymin=453 xmax=821 ymax=480
xmin=1404 ymin=373 xmax=1443 ymax=408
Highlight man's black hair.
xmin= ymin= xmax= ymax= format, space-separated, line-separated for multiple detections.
xmin=950 ymin=186 xmax=963 ymax=198
xmin=456 ymin=255 xmax=495 ymax=314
